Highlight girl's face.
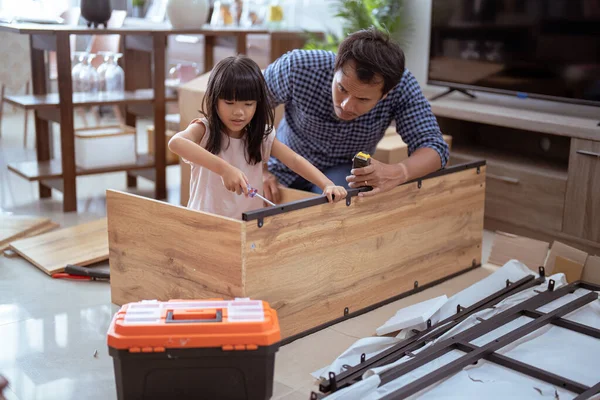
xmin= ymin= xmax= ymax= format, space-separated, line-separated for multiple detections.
xmin=217 ymin=99 xmax=257 ymax=136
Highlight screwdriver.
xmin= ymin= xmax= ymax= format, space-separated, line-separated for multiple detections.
xmin=247 ymin=185 xmax=276 ymax=207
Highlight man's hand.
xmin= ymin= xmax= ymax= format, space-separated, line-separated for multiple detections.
xmin=346 ymin=158 xmax=408 ymax=197
xmin=263 ymin=170 xmax=282 ymax=204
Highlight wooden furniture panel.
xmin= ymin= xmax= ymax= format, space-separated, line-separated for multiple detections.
xmin=563 ymin=139 xmax=600 ymax=243
xmin=10 ymin=218 xmax=108 ymax=275
xmin=109 ymin=165 xmax=485 ymax=339
xmin=450 ymin=148 xmax=567 ymax=232
xmin=107 ymin=190 xmax=244 ymax=305
xmin=244 ymin=167 xmax=485 ymax=338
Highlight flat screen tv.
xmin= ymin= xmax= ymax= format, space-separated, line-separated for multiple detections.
xmin=428 ymin=0 xmax=600 ymax=106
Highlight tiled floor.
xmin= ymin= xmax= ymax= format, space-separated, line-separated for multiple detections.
xmin=0 ymin=111 xmax=496 ymax=399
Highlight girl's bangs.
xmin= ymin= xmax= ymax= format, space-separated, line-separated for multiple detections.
xmin=217 ymin=66 xmax=262 ymax=102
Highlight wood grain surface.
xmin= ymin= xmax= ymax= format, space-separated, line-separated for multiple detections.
xmin=10 ymin=218 xmax=108 ymax=275
xmin=244 ymin=167 xmax=486 ymax=338
xmin=107 ymin=190 xmax=244 ymax=305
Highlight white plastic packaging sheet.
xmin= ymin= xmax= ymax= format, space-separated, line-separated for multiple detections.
xmin=312 ymin=260 xmax=600 ymax=399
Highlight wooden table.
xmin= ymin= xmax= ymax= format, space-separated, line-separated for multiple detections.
xmin=0 ymin=22 xmax=315 ymax=212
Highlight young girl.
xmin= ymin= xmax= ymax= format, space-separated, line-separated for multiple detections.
xmin=169 ymin=55 xmax=347 ymax=219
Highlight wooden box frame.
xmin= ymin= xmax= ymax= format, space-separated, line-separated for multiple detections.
xmin=107 ymin=162 xmax=486 ymax=341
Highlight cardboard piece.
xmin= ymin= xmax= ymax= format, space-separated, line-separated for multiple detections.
xmin=488 ymin=231 xmax=550 ymax=271
xmin=147 ymin=126 xmax=178 ymax=164
xmin=582 ymin=255 xmax=600 ymax=285
xmin=372 ymin=127 xmax=452 ymax=165
xmin=552 ymin=256 xmax=584 ymax=283
xmin=544 ymin=241 xmax=588 ymax=275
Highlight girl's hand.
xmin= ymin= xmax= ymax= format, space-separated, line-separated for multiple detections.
xmin=221 ymin=165 xmax=249 ymax=196
xmin=323 ymin=185 xmax=348 ymax=203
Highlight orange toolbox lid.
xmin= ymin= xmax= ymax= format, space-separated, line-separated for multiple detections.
xmin=107 ymin=298 xmax=280 ymax=351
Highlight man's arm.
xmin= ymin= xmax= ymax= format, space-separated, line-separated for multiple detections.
xmin=263 ymin=51 xmax=294 ymax=107
xmin=347 ymin=71 xmax=449 ymax=197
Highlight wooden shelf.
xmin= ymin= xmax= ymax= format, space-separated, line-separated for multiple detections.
xmin=425 ymin=88 xmax=600 ymax=141
xmin=8 ymin=154 xmax=179 ymax=182
xmin=4 ymin=89 xmax=177 ymax=110
xmin=450 ymin=145 xmax=568 ymax=180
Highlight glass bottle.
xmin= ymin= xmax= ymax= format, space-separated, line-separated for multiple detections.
xmin=105 ymin=53 xmax=125 ymax=93
xmin=71 ymin=51 xmax=86 ymax=93
xmin=78 ymin=53 xmax=99 ymax=94
xmin=96 ymin=51 xmax=113 ymax=93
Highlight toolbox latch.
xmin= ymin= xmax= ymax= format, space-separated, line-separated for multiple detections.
xmin=166 ymin=309 xmax=223 ymax=323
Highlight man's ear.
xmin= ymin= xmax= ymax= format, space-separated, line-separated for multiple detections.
xmin=380 ymin=92 xmax=390 ymax=101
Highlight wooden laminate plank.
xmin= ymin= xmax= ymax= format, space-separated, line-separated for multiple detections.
xmin=244 ymin=167 xmax=486 ymax=338
xmin=106 ymin=190 xmax=244 ymax=305
xmin=0 ymin=215 xmax=51 ymax=249
xmin=9 ymin=219 xmax=108 ymax=275
xmin=0 ymin=221 xmax=60 ymax=252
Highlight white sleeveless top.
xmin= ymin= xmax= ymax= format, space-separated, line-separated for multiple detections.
xmin=184 ymin=118 xmax=276 ymax=220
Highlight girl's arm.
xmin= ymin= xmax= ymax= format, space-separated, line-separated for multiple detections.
xmin=270 ymin=138 xmax=347 ymax=202
xmin=168 ymin=123 xmax=249 ymax=195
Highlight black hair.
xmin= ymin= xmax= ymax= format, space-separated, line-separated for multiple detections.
xmin=201 ymin=55 xmax=274 ymax=165
xmin=334 ymin=27 xmax=405 ymax=95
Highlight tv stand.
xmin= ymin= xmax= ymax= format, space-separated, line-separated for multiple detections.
xmin=424 ymin=88 xmax=600 ymax=254
xmin=429 ymin=88 xmax=476 ymax=102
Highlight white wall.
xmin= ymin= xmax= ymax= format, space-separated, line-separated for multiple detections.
xmin=294 ymin=0 xmax=432 ymax=86
xmin=403 ymin=0 xmax=432 ymax=85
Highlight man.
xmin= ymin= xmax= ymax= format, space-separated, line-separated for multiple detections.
xmin=262 ymin=27 xmax=449 ymax=202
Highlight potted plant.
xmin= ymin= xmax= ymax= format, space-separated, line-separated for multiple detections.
xmin=304 ymin=0 xmax=412 ymax=52
xmin=132 ymin=0 xmax=146 ymax=18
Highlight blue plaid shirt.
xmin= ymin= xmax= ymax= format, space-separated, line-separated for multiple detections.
xmin=264 ymin=50 xmax=449 ymax=186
